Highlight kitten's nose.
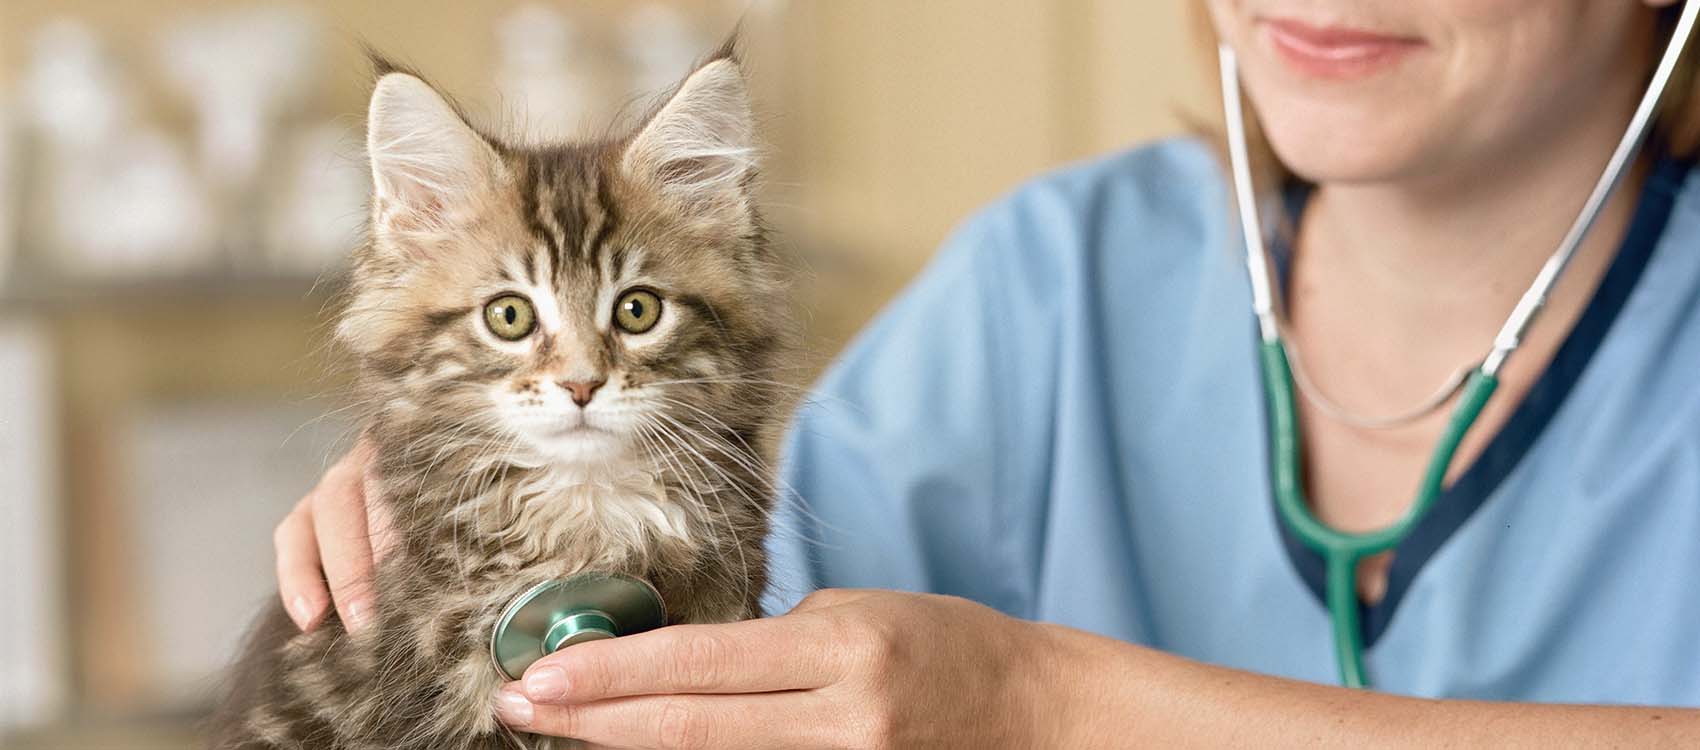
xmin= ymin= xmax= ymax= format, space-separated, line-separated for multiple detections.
xmin=557 ymin=378 xmax=606 ymax=407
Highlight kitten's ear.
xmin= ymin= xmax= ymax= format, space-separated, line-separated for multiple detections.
xmin=621 ymin=58 xmax=757 ymax=223
xmin=366 ymin=72 xmax=500 ymax=233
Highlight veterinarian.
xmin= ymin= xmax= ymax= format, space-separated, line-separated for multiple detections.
xmin=276 ymin=0 xmax=1700 ymax=745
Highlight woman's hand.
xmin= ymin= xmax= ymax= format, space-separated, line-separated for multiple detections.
xmin=273 ymin=439 xmax=394 ymax=633
xmin=495 ymin=589 xmax=1072 ymax=749
xmin=494 ymin=588 xmax=1700 ymax=749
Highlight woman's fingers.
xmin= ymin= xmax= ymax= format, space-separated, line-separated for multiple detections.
xmin=498 ymin=689 xmax=837 ymax=750
xmin=520 ymin=616 xmax=845 ymax=705
xmin=310 ymin=442 xmax=380 ymax=632
xmin=362 ymin=451 xmax=397 ymax=565
xmin=274 ymin=440 xmax=384 ymax=634
xmin=273 ymin=499 xmax=329 ymax=631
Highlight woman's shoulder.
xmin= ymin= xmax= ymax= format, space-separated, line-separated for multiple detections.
xmin=976 ymin=135 xmax=1225 ymax=231
xmin=1024 ymin=135 xmax=1225 ymax=202
xmin=942 ymin=136 xmax=1233 ymax=301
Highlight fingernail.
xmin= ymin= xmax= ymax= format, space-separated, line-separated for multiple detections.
xmin=288 ymin=596 xmax=317 ymax=631
xmin=495 ymin=690 xmax=534 ymax=726
xmin=345 ymin=600 xmax=372 ymax=632
xmin=524 ymin=666 xmax=568 ymax=702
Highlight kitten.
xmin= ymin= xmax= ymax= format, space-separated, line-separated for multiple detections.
xmin=209 ymin=47 xmax=794 ymax=749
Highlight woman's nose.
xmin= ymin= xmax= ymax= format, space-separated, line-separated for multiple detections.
xmin=557 ymin=378 xmax=606 ymax=407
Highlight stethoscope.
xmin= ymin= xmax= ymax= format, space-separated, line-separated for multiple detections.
xmin=489 ymin=573 xmax=667 ymax=680
xmin=1220 ymin=2 xmax=1699 ymax=689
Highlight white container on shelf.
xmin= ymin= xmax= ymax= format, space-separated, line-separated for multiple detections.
xmin=0 ymin=321 xmax=65 ymax=731
xmin=620 ymin=3 xmax=711 ymax=98
xmin=21 ymin=20 xmax=215 ymax=280
xmin=494 ymin=4 xmax=618 ymax=142
xmin=264 ymin=123 xmax=369 ymax=274
xmin=0 ymin=94 xmax=15 ymax=288
xmin=156 ymin=6 xmax=318 ymax=194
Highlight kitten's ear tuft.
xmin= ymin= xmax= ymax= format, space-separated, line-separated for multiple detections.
xmin=366 ymin=72 xmax=499 ymax=232
xmin=622 ymin=58 xmax=757 ymax=221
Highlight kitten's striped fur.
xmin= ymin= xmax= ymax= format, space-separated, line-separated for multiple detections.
xmin=209 ymin=46 xmax=793 ymax=749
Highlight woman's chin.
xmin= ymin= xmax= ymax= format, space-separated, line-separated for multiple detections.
xmin=1248 ymin=88 xmax=1456 ymax=186
xmin=1263 ymin=127 xmax=1440 ymax=186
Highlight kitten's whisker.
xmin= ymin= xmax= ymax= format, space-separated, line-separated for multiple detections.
xmin=651 ymin=396 xmax=760 ymax=448
xmin=635 ymin=418 xmax=746 ymax=598
xmin=643 ymin=416 xmax=759 ymax=607
xmin=278 ymin=399 xmax=370 ymax=452
xmin=649 ymin=408 xmax=778 ymax=497
xmin=643 ymin=393 xmax=842 ymax=543
xmin=647 ymin=410 xmax=839 ymax=547
xmin=640 ymin=375 xmax=812 ymax=393
xmin=637 ymin=419 xmax=751 ymax=601
xmin=636 ymin=418 xmax=721 ymax=529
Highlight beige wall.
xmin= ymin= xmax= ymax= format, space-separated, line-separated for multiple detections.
xmin=775 ymin=0 xmax=1212 ymax=349
xmin=777 ymin=0 xmax=1210 ymax=261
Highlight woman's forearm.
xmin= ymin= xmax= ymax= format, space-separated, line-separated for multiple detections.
xmin=1035 ymin=623 xmax=1699 ymax=748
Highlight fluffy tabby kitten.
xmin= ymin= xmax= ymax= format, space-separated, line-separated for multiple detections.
xmin=210 ymin=48 xmax=793 ymax=749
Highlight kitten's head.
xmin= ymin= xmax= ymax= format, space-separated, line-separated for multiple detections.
xmin=341 ymin=53 xmax=790 ymax=472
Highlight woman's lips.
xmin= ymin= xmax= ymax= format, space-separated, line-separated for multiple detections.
xmin=1261 ymin=18 xmax=1425 ymax=79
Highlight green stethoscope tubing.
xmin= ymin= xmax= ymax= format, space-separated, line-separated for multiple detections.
xmin=1260 ymin=340 xmax=1498 ymax=688
xmin=1221 ymin=1 xmax=1697 ymax=689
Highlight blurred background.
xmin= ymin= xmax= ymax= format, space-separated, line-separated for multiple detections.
xmin=0 ymin=1 xmax=1209 ymax=746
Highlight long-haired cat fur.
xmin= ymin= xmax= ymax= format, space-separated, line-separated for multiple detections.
xmin=208 ymin=46 xmax=794 ymax=749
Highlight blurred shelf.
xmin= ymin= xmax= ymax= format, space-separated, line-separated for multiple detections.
xmin=0 ymin=267 xmax=345 ymax=312
xmin=3 ymin=714 xmax=203 ymax=750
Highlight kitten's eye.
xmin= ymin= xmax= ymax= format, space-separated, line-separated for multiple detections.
xmin=613 ymin=289 xmax=663 ymax=334
xmin=483 ymin=294 xmax=537 ymax=341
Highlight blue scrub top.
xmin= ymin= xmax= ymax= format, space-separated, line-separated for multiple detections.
xmin=764 ymin=138 xmax=1700 ymax=704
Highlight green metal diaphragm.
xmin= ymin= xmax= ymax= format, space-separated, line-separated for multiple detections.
xmin=489 ymin=573 xmax=667 ymax=680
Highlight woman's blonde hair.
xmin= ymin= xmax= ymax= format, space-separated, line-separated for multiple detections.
xmin=1189 ymin=4 xmax=1700 ymax=183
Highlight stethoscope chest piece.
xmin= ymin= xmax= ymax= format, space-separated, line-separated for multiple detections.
xmin=489 ymin=573 xmax=667 ymax=680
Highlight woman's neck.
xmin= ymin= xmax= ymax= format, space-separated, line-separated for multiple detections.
xmin=1301 ymin=106 xmax=1646 ymax=328
xmin=1272 ymin=12 xmax=1668 ymax=561
xmin=1290 ymin=59 xmax=1657 ymax=386
xmin=1280 ymin=30 xmax=1670 ymax=435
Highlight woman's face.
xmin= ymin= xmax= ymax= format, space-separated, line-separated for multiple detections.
xmin=1207 ymin=0 xmax=1672 ymax=185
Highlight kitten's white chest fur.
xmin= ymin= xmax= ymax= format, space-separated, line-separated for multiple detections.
xmin=455 ymin=460 xmax=701 ymax=571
